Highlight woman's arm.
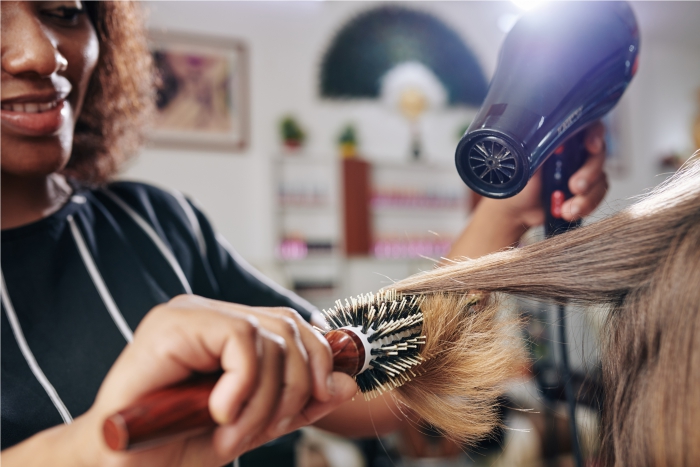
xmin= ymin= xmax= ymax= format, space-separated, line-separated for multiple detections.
xmin=314 ymin=393 xmax=404 ymax=437
xmin=2 ymin=296 xmax=357 ymax=467
xmin=0 ymin=420 xmax=95 ymax=467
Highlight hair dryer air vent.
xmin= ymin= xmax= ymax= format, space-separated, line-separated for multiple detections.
xmin=456 ymin=131 xmax=528 ymax=199
xmin=469 ymin=137 xmax=517 ymax=185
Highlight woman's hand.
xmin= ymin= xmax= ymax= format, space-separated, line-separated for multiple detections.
xmin=2 ymin=296 xmax=357 ymax=467
xmin=448 ymin=122 xmax=608 ymax=260
xmin=492 ymin=121 xmax=608 ymax=227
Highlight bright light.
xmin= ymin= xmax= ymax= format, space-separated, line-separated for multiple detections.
xmin=497 ymin=13 xmax=520 ymax=33
xmin=511 ymin=0 xmax=547 ymax=11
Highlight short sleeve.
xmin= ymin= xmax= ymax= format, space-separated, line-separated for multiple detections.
xmin=182 ymin=196 xmax=318 ymax=323
xmin=106 ymin=181 xmax=318 ymax=323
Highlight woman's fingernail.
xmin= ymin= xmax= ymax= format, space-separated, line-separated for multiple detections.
xmin=211 ymin=406 xmax=229 ymax=425
xmin=577 ymin=179 xmax=587 ymax=192
xmin=275 ymin=416 xmax=293 ymax=435
xmin=326 ymin=375 xmax=336 ymax=396
xmin=570 ymin=204 xmax=580 ymax=217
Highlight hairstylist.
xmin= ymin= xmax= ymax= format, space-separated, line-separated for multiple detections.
xmin=1 ymin=2 xmax=356 ymax=466
xmin=0 ymin=1 xmax=608 ymax=465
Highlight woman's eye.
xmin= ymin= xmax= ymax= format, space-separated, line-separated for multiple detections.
xmin=43 ymin=6 xmax=85 ymax=25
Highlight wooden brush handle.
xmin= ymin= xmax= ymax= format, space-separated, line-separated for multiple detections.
xmin=103 ymin=328 xmax=364 ymax=451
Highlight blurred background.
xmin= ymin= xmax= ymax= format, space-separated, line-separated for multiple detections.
xmin=122 ymin=1 xmax=700 ymax=466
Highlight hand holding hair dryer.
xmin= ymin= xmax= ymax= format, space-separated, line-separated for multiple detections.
xmin=455 ymin=1 xmax=639 ymax=232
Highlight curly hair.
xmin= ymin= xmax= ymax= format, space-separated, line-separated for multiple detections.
xmin=63 ymin=1 xmax=154 ymax=186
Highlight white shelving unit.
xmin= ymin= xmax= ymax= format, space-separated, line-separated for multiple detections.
xmin=272 ymin=155 xmax=472 ymax=309
xmin=369 ymin=162 xmax=469 ymax=257
xmin=272 ymin=153 xmax=343 ymax=310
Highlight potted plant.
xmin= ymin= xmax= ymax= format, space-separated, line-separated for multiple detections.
xmin=338 ymin=124 xmax=358 ymax=158
xmin=280 ymin=116 xmax=306 ymax=150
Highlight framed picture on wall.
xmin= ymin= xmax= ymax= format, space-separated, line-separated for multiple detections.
xmin=148 ymin=30 xmax=249 ymax=151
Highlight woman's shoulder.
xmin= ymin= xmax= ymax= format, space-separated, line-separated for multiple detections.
xmin=105 ymin=180 xmax=187 ymax=208
xmin=97 ymin=180 xmax=205 ymax=247
xmin=102 ymin=180 xmax=198 ymax=222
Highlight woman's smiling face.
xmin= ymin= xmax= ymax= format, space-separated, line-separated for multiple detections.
xmin=1 ymin=1 xmax=98 ymax=178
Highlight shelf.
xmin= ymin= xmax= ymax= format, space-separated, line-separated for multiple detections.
xmin=344 ymin=255 xmax=442 ymax=264
xmin=273 ymin=155 xmax=336 ymax=165
xmin=371 ymin=160 xmax=457 ymax=173
xmin=293 ymin=280 xmax=337 ymax=289
xmin=277 ymin=252 xmax=341 ymax=263
xmin=372 ymin=241 xmax=452 ymax=259
xmin=371 ymin=206 xmax=465 ymax=214
xmin=292 ymin=281 xmax=339 ymax=303
xmin=273 ymin=153 xmax=471 ymax=309
xmin=277 ymin=205 xmax=335 ymax=214
xmin=277 ymin=239 xmax=337 ymax=259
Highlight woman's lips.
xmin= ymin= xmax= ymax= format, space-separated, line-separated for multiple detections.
xmin=0 ymin=99 xmax=68 ymax=136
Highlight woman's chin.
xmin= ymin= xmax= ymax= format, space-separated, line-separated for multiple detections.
xmin=1 ymin=136 xmax=72 ymax=179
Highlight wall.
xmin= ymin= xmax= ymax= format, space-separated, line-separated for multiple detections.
xmin=602 ymin=37 xmax=700 ymax=218
xmin=122 ymin=1 xmax=700 ymax=268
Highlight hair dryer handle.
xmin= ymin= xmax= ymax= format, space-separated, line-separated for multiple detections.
xmin=541 ymin=130 xmax=589 ymax=238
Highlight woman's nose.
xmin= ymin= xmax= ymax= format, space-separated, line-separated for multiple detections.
xmin=1 ymin=5 xmax=68 ymax=78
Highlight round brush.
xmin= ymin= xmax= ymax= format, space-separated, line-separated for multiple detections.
xmin=104 ymin=291 xmax=424 ymax=450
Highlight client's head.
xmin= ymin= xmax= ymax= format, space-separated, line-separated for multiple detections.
xmin=394 ymin=154 xmax=700 ymax=466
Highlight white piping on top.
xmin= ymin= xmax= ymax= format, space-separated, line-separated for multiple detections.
xmin=68 ymin=215 xmax=134 ymax=343
xmin=1 ymin=271 xmax=74 ymax=424
xmin=168 ymin=189 xmax=207 ymax=259
xmin=101 ymin=189 xmax=192 ymax=294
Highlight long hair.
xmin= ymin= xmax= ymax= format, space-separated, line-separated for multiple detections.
xmin=393 ymin=155 xmax=700 ymax=465
xmin=63 ymin=1 xmax=154 ymax=186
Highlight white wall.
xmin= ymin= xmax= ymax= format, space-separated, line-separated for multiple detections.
xmin=602 ymin=37 xmax=700 ymax=217
xmin=122 ymin=1 xmax=700 ymax=267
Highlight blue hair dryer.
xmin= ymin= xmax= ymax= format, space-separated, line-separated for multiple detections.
xmin=455 ymin=1 xmax=639 ymax=233
xmin=455 ymin=5 xmax=639 ymax=465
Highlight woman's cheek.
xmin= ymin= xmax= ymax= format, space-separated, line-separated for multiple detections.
xmin=71 ymin=25 xmax=100 ymax=122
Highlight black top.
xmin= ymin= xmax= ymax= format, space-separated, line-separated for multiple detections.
xmin=1 ymin=181 xmax=314 ymax=460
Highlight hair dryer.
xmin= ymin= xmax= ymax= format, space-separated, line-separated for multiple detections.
xmin=455 ymin=6 xmax=639 ymax=465
xmin=455 ymin=1 xmax=639 ymax=232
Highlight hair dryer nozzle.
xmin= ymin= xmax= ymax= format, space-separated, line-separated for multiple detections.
xmin=455 ymin=130 xmax=529 ymax=198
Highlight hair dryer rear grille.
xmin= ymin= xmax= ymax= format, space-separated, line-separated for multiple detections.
xmin=469 ymin=140 xmax=517 ymax=185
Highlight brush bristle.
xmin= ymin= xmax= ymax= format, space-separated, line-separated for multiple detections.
xmin=322 ymin=290 xmax=426 ymax=399
xmin=393 ymin=291 xmax=527 ymax=446
xmin=326 ymin=289 xmax=526 ymax=446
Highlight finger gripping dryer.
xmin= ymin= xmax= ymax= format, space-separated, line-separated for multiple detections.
xmin=455 ymin=2 xmax=639 ymax=212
